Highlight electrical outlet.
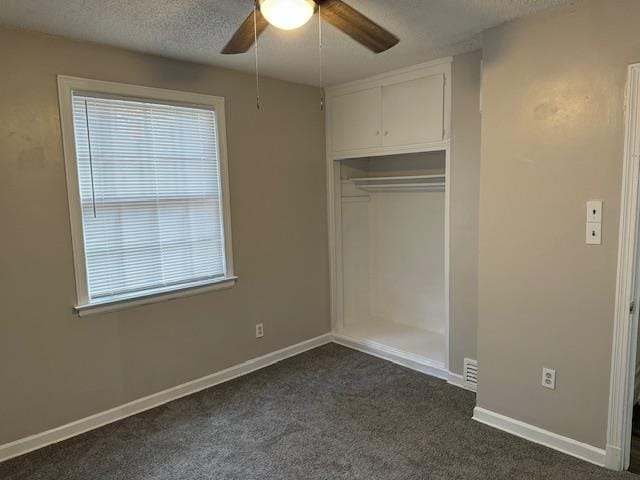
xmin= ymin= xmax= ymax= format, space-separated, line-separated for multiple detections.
xmin=542 ymin=368 xmax=556 ymax=390
xmin=255 ymin=323 xmax=264 ymax=338
xmin=586 ymin=222 xmax=602 ymax=245
xmin=586 ymin=200 xmax=602 ymax=223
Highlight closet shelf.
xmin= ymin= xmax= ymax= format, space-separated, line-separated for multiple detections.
xmin=349 ymin=174 xmax=445 ymax=192
xmin=349 ymin=174 xmax=444 ymax=182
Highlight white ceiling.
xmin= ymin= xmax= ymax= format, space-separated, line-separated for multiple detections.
xmin=0 ymin=0 xmax=575 ymax=86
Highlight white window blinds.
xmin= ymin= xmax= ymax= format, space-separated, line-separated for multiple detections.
xmin=71 ymin=93 xmax=228 ymax=303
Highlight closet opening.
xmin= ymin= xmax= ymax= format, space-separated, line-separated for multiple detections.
xmin=333 ymin=150 xmax=449 ymax=374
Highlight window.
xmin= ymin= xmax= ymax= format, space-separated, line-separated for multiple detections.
xmin=58 ymin=77 xmax=234 ymax=315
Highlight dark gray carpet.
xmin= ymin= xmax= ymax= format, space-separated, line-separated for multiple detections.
xmin=0 ymin=343 xmax=634 ymax=479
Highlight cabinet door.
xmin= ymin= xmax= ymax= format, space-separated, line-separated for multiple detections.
xmin=382 ymin=74 xmax=444 ymax=147
xmin=331 ymin=87 xmax=382 ymax=152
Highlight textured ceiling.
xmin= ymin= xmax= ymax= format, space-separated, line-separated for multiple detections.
xmin=0 ymin=0 xmax=576 ymax=86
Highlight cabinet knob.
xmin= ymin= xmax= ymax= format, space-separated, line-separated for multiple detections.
xmin=384 ymin=131 xmax=389 ymax=136
xmin=375 ymin=130 xmax=380 ymax=136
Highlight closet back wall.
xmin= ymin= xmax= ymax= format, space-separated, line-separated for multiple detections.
xmin=0 ymin=26 xmax=329 ymax=446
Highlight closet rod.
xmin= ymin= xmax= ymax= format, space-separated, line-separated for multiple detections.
xmin=354 ymin=182 xmax=445 ymax=192
xmin=349 ymin=174 xmax=444 ymax=183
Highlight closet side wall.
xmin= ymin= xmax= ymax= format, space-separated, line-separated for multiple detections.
xmin=449 ymin=50 xmax=482 ymax=375
xmin=341 ymin=196 xmax=371 ymax=327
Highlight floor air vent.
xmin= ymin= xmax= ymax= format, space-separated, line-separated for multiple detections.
xmin=463 ymin=358 xmax=478 ymax=391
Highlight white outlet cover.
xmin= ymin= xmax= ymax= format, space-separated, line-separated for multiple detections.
xmin=586 ymin=222 xmax=602 ymax=245
xmin=542 ymin=368 xmax=556 ymax=390
xmin=586 ymin=200 xmax=602 ymax=223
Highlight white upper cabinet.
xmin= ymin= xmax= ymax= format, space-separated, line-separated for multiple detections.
xmin=330 ymin=87 xmax=382 ymax=152
xmin=382 ymin=74 xmax=444 ymax=147
xmin=327 ymin=59 xmax=451 ymax=159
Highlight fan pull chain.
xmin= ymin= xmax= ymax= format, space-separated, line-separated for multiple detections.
xmin=318 ymin=4 xmax=324 ymax=111
xmin=254 ymin=2 xmax=260 ymax=110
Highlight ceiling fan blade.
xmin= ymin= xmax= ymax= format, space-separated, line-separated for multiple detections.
xmin=316 ymin=0 xmax=399 ymax=53
xmin=221 ymin=8 xmax=269 ymax=54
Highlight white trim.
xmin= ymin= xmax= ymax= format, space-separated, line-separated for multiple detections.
xmin=0 ymin=336 xmax=484 ymax=464
xmin=75 ymin=276 xmax=237 ymax=317
xmin=444 ymin=146 xmax=451 ymax=372
xmin=0 ymin=333 xmax=333 ymax=463
xmin=351 ymin=184 xmax=445 ymax=193
xmin=331 ymin=140 xmax=450 ymax=162
xmin=325 ymin=60 xmax=452 ymax=161
xmin=325 ymin=59 xmax=452 ymax=373
xmin=606 ymin=63 xmax=640 ymax=471
xmin=327 ymin=148 xmax=451 ymax=370
xmin=326 ymin=57 xmax=452 ymax=91
xmin=331 ymin=335 xmax=477 ymax=390
xmin=333 ymin=333 xmax=449 ymax=380
xmin=326 ymin=132 xmax=342 ymax=333
xmin=349 ymin=174 xmax=445 ymax=183
xmin=473 ymin=407 xmax=607 ymax=467
xmin=447 ymin=372 xmax=476 ymax=393
xmin=57 ymin=75 xmax=235 ymax=312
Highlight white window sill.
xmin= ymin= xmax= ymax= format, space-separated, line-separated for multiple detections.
xmin=74 ymin=276 xmax=237 ymax=317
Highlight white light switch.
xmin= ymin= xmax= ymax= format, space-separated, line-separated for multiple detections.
xmin=586 ymin=222 xmax=602 ymax=245
xmin=586 ymin=200 xmax=602 ymax=223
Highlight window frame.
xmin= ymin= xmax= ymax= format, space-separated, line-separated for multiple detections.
xmin=58 ymin=76 xmax=235 ymax=316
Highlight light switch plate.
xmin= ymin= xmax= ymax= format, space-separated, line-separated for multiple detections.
xmin=586 ymin=222 xmax=602 ymax=245
xmin=586 ymin=200 xmax=602 ymax=223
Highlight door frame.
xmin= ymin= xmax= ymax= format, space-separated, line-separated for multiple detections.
xmin=606 ymin=63 xmax=640 ymax=471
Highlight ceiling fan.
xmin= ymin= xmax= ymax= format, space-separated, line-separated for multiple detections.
xmin=221 ymin=0 xmax=399 ymax=55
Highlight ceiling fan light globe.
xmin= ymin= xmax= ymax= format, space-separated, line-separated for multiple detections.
xmin=259 ymin=0 xmax=315 ymax=30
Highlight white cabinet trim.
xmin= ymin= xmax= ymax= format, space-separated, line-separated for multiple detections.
xmin=327 ymin=57 xmax=452 ymax=94
xmin=326 ymin=58 xmax=451 ymax=160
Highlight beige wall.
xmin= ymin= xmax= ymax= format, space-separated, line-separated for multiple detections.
xmin=449 ymin=51 xmax=482 ymax=374
xmin=0 ymin=27 xmax=329 ymax=445
xmin=477 ymin=0 xmax=640 ymax=448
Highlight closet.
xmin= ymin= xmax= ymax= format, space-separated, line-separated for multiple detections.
xmin=327 ymin=59 xmax=451 ymax=377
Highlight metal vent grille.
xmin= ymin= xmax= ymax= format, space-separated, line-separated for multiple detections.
xmin=464 ymin=358 xmax=478 ymax=391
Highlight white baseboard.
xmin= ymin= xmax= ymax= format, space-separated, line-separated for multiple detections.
xmin=0 ymin=333 xmax=333 ymax=463
xmin=333 ymin=333 xmax=449 ymax=380
xmin=473 ymin=407 xmax=606 ymax=467
xmin=447 ymin=372 xmax=477 ymax=392
xmin=605 ymin=444 xmax=623 ymax=470
xmin=1 ymin=334 xmax=481 ymax=464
